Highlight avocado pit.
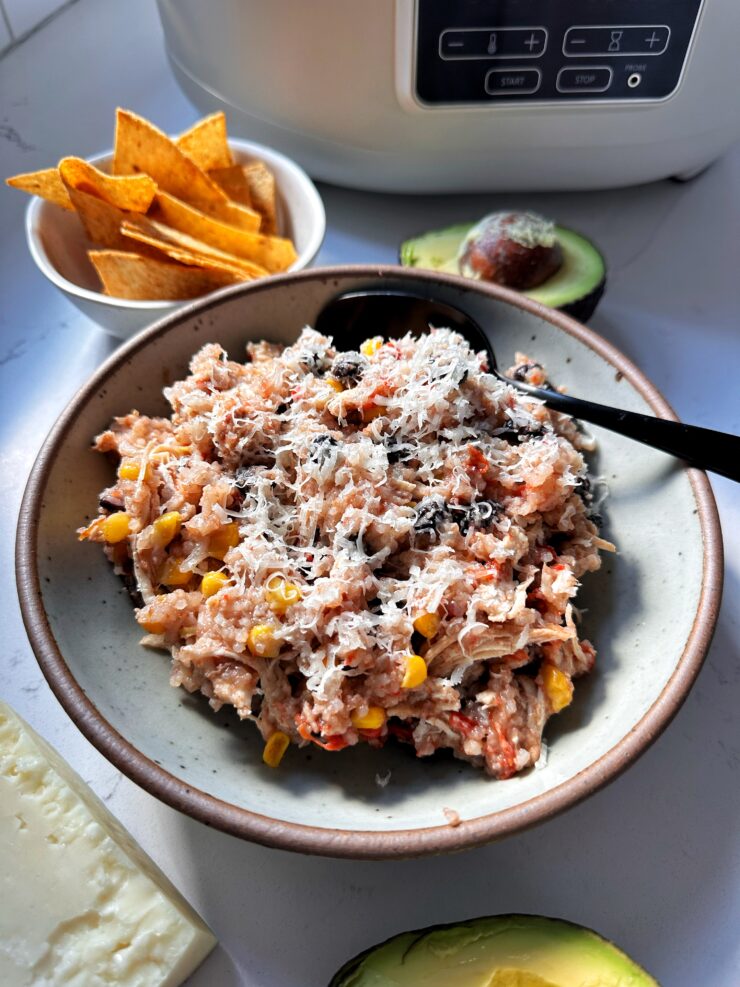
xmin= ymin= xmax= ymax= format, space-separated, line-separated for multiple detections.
xmin=457 ymin=212 xmax=564 ymax=291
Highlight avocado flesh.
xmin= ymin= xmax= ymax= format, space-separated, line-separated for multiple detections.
xmin=400 ymin=224 xmax=606 ymax=320
xmin=330 ymin=915 xmax=658 ymax=987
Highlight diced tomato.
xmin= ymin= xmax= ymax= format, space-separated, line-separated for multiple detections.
xmin=297 ymin=722 xmax=313 ymax=742
xmin=358 ymin=727 xmax=384 ymax=740
xmin=449 ymin=711 xmax=477 ymax=735
xmin=552 ymin=563 xmax=566 ymax=571
xmin=492 ymin=721 xmax=518 ymax=780
xmin=313 ymin=733 xmax=350 ymax=751
xmin=466 ymin=446 xmax=489 ymax=476
xmin=369 ymin=379 xmax=393 ymax=398
xmin=471 ymin=560 xmax=506 ymax=585
xmin=295 ymin=719 xmax=349 ymax=751
xmin=526 ymin=589 xmax=549 ymax=614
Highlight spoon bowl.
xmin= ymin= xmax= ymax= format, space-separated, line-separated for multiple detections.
xmin=315 ymin=288 xmax=740 ymax=482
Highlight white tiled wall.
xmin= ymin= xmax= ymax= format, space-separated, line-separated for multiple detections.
xmin=0 ymin=0 xmax=69 ymax=53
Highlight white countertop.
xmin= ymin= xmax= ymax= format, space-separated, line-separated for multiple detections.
xmin=1 ymin=3 xmax=738 ymax=985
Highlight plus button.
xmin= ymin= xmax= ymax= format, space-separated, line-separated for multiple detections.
xmin=524 ymin=32 xmax=539 ymax=52
xmin=644 ymin=31 xmax=661 ymax=49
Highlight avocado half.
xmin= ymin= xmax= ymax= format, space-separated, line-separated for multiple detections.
xmin=329 ymin=914 xmax=659 ymax=987
xmin=400 ymin=224 xmax=606 ymax=322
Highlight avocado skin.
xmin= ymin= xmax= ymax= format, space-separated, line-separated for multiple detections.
xmin=557 ymin=278 xmax=606 ymax=322
xmin=399 ymin=223 xmax=606 ymax=323
xmin=328 ymin=914 xmax=659 ymax=987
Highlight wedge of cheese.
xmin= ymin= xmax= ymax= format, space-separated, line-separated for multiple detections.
xmin=0 ymin=701 xmax=216 ymax=986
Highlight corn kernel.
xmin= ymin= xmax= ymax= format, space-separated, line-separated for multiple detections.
xmin=201 ymin=571 xmax=230 ymax=598
xmin=160 ymin=558 xmax=192 ymax=587
xmin=263 ymin=731 xmax=290 ymax=768
xmin=360 ymin=336 xmax=383 ymax=357
xmin=181 ymin=625 xmax=198 ymax=638
xmin=542 ymin=663 xmax=573 ymax=713
xmin=247 ymin=623 xmax=281 ymax=659
xmin=209 ymin=522 xmax=240 ymax=560
xmin=101 ymin=512 xmax=130 ymax=543
xmin=152 ymin=511 xmax=182 ymax=548
xmin=401 ymin=654 xmax=428 ymax=690
xmin=118 ymin=459 xmax=140 ymax=481
xmin=265 ymin=576 xmax=302 ymax=613
xmin=351 ymin=706 xmax=386 ymax=730
xmin=413 ymin=612 xmax=440 ymax=639
xmin=139 ymin=617 xmax=166 ymax=635
xmin=326 ymin=376 xmax=344 ymax=393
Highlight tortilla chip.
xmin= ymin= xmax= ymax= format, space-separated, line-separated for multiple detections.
xmin=59 ymin=157 xmax=155 ymax=212
xmin=121 ymin=215 xmax=267 ymax=279
xmin=5 ymin=168 xmax=73 ymax=210
xmin=113 ymin=108 xmax=228 ymax=215
xmin=209 ymin=164 xmax=253 ymax=208
xmin=88 ymin=250 xmax=240 ymax=300
xmin=243 ymin=161 xmax=277 ymax=235
xmin=145 ymin=192 xmax=294 ymax=272
xmin=211 ymin=198 xmax=264 ymax=232
xmin=65 ymin=186 xmax=159 ymax=257
xmin=154 ymin=190 xmax=273 ymax=254
xmin=177 ymin=112 xmax=233 ymax=171
xmin=66 ymin=186 xmax=130 ymax=249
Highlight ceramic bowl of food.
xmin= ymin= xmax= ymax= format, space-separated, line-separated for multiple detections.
xmin=16 ymin=266 xmax=722 ymax=858
xmin=24 ymin=137 xmax=325 ymax=341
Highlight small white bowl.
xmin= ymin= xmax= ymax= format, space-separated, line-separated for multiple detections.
xmin=25 ymin=137 xmax=326 ymax=340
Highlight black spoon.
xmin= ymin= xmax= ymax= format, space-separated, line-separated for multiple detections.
xmin=314 ymin=289 xmax=740 ymax=482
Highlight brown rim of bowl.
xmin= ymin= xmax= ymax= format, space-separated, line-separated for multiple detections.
xmin=16 ymin=265 xmax=724 ymax=859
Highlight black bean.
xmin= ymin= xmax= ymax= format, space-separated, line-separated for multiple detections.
xmin=331 ymin=351 xmax=367 ymax=385
xmin=450 ymin=499 xmax=502 ymax=536
xmin=121 ymin=571 xmax=143 ymax=608
xmin=497 ymin=422 xmax=546 ymax=445
xmin=308 ymin=434 xmax=338 ymax=466
xmin=99 ymin=495 xmax=123 ymax=512
xmin=575 ymin=474 xmax=602 ymax=528
xmin=385 ymin=435 xmax=412 ymax=464
xmin=413 ymin=496 xmax=448 ymax=541
xmin=299 ymin=348 xmax=329 ymax=375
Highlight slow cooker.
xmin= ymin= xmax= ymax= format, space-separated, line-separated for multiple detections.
xmin=156 ymin=0 xmax=740 ymax=192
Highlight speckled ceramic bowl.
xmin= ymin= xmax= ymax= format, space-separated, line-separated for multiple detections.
xmin=16 ymin=266 xmax=722 ymax=858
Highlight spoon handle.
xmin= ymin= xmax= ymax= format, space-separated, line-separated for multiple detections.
xmin=509 ymin=380 xmax=740 ymax=482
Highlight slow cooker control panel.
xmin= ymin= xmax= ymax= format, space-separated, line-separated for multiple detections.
xmin=414 ymin=0 xmax=703 ymax=104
